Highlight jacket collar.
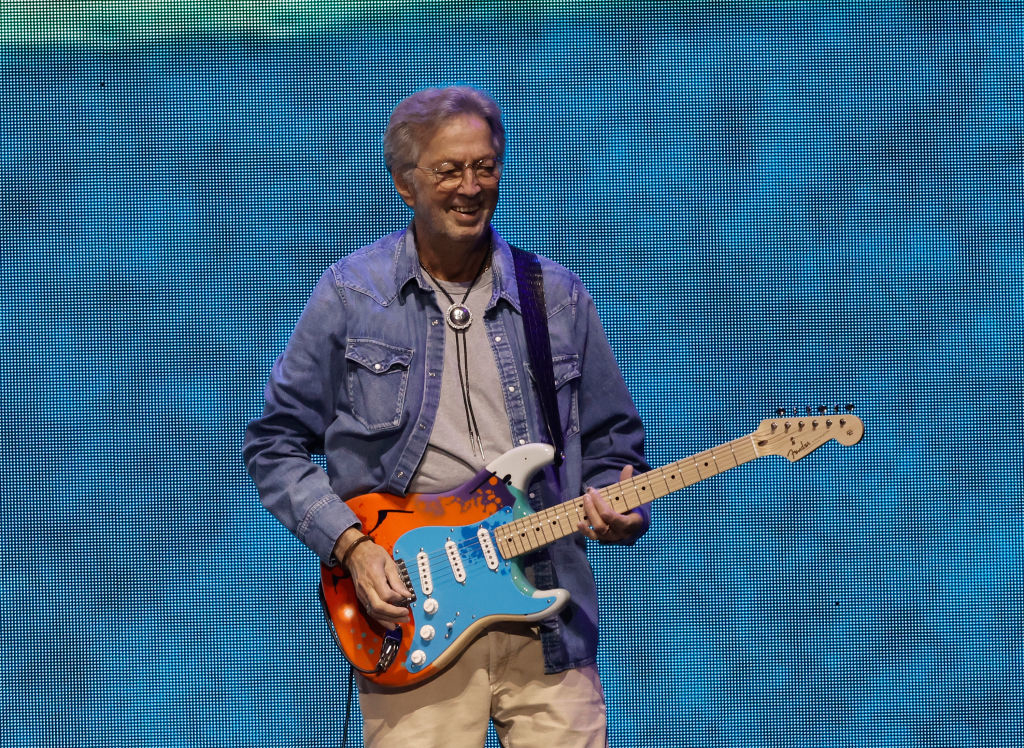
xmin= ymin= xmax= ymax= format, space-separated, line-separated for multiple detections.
xmin=395 ymin=224 xmax=522 ymax=313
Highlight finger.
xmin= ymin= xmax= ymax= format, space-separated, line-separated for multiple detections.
xmin=381 ymin=562 xmax=414 ymax=604
xmin=577 ymin=492 xmax=599 ymax=539
xmin=360 ymin=584 xmax=412 ymax=624
xmin=367 ymin=602 xmax=411 ymax=627
xmin=580 ymin=490 xmax=617 ymax=540
xmin=349 ymin=547 xmax=411 ymax=623
xmin=587 ymin=486 xmax=622 ymax=526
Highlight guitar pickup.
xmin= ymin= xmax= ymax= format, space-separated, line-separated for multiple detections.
xmin=477 ymin=527 xmax=500 ymax=571
xmin=417 ymin=549 xmax=434 ymax=595
xmin=445 ymin=539 xmax=466 ymax=584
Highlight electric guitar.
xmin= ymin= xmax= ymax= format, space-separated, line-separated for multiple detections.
xmin=318 ymin=413 xmax=864 ymax=688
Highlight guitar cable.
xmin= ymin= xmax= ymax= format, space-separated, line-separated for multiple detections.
xmin=341 ymin=663 xmax=355 ymax=748
xmin=340 ymin=628 xmax=402 ymax=747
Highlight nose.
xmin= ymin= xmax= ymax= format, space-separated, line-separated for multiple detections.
xmin=456 ymin=165 xmax=482 ymax=194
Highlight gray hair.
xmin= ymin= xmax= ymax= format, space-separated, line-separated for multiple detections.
xmin=383 ymin=86 xmax=506 ymax=175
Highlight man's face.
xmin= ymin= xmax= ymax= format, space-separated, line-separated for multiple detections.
xmin=394 ymin=114 xmax=500 ymax=255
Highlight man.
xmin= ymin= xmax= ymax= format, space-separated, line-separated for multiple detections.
xmin=243 ymin=86 xmax=649 ymax=747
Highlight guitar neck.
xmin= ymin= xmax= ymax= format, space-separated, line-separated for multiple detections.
xmin=494 ymin=431 xmax=762 ymax=559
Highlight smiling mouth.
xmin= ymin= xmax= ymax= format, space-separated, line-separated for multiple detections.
xmin=450 ymin=205 xmax=486 ymax=224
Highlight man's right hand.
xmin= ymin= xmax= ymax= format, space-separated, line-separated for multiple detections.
xmin=332 ymin=527 xmax=412 ymax=629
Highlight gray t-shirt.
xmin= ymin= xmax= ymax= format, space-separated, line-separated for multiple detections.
xmin=409 ymin=267 xmax=514 ymax=494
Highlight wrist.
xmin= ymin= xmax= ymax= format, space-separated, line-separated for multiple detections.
xmin=333 ymin=529 xmax=373 ymax=573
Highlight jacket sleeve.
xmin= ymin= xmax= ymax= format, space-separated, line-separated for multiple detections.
xmin=573 ymin=280 xmax=652 ymax=539
xmin=242 ymin=269 xmax=361 ymax=565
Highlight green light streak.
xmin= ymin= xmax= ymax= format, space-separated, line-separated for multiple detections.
xmin=0 ymin=0 xmax=760 ymax=47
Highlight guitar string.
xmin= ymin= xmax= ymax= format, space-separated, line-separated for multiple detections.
xmin=362 ymin=423 xmax=839 ymax=662
xmin=409 ymin=471 xmax=656 ymax=570
xmin=421 ymin=440 xmax=753 ymax=569
xmin=402 ymin=425 xmax=823 ymax=592
xmin=409 ymin=437 xmax=751 ymax=569
xmin=411 ymin=460 xmax=686 ymax=567
xmin=429 ymin=421 xmax=826 ymax=566
xmin=402 ymin=436 xmax=799 ymax=606
xmin=413 ymin=478 xmax=636 ymax=563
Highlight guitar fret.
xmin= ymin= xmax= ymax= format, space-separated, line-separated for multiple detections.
xmin=692 ymin=449 xmax=717 ymax=480
xmin=653 ymin=466 xmax=686 ymax=495
xmin=517 ymin=519 xmax=537 ymax=553
xmin=537 ymin=510 xmax=557 ymax=545
xmin=714 ymin=444 xmax=738 ymax=472
xmin=499 ymin=521 xmax=527 ymax=557
xmin=737 ymin=435 xmax=759 ymax=463
xmin=628 ymin=480 xmax=650 ymax=508
xmin=642 ymin=471 xmax=672 ymax=502
xmin=572 ymin=498 xmax=588 ymax=525
xmin=678 ymin=460 xmax=701 ymax=487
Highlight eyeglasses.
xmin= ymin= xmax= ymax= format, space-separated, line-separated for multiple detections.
xmin=414 ymin=158 xmax=503 ymax=190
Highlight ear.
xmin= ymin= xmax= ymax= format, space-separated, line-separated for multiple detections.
xmin=392 ymin=170 xmax=416 ymax=209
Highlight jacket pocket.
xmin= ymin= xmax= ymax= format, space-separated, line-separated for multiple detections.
xmin=552 ymin=353 xmax=581 ymax=438
xmin=345 ymin=338 xmax=414 ymax=432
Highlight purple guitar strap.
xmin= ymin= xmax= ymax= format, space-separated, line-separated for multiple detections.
xmin=511 ymin=245 xmax=565 ymax=467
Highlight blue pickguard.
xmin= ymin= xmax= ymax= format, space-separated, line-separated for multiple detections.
xmin=392 ymin=489 xmax=565 ymax=674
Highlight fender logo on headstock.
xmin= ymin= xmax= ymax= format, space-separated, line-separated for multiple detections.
xmin=787 ymin=438 xmax=819 ymax=461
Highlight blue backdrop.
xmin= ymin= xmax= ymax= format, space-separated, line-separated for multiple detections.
xmin=1 ymin=2 xmax=1021 ymax=746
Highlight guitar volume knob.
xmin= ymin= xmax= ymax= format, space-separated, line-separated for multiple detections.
xmin=422 ymin=597 xmax=439 ymax=615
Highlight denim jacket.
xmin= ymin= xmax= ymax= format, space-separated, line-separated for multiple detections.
xmin=243 ymin=227 xmax=648 ymax=673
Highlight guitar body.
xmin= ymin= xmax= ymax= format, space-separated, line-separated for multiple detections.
xmin=319 ymin=443 xmax=569 ymax=689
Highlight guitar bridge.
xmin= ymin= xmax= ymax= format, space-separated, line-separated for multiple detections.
xmin=396 ymin=559 xmax=417 ymax=600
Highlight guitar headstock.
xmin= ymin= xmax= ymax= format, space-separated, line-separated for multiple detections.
xmin=754 ymin=410 xmax=864 ymax=462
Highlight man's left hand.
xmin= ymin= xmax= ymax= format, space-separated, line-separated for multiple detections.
xmin=578 ymin=465 xmax=647 ymax=544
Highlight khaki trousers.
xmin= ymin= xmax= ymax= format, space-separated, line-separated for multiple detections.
xmin=357 ymin=624 xmax=608 ymax=748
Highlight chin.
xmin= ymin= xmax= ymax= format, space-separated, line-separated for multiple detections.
xmin=447 ymin=221 xmax=489 ymax=244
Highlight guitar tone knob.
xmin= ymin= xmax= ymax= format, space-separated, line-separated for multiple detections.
xmin=409 ymin=649 xmax=426 ymax=667
xmin=419 ymin=625 xmax=436 ymax=642
xmin=422 ymin=598 xmax=439 ymax=615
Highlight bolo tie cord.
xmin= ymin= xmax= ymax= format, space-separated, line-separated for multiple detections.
xmin=454 ymin=320 xmax=484 ymax=458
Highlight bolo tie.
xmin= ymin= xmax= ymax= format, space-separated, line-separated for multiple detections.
xmin=420 ymin=249 xmax=491 ymax=458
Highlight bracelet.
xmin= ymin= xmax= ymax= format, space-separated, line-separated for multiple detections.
xmin=338 ymin=534 xmax=373 ymax=573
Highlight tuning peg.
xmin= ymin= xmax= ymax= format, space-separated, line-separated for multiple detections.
xmin=774 ymin=404 xmax=855 ymax=416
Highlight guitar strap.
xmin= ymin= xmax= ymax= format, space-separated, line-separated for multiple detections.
xmin=511 ymin=244 xmax=565 ymax=467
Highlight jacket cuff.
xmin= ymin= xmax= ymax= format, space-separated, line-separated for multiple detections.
xmin=296 ymin=493 xmax=361 ymax=565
